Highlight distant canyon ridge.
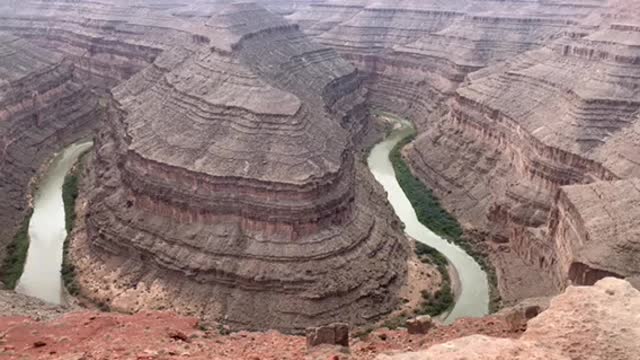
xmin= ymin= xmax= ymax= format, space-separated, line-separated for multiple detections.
xmin=0 ymin=0 xmax=639 ymax=331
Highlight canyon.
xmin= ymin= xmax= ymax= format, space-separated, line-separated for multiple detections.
xmin=279 ymin=0 xmax=640 ymax=305
xmin=0 ymin=0 xmax=639 ymax=357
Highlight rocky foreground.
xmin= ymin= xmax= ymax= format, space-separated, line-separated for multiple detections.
xmin=0 ymin=278 xmax=637 ymax=359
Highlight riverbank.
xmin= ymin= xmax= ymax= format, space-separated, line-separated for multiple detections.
xmin=0 ymin=210 xmax=33 ymax=289
xmin=388 ymin=125 xmax=500 ymax=313
xmin=367 ymin=119 xmax=489 ymax=322
xmin=14 ymin=142 xmax=92 ymax=304
xmin=61 ymin=151 xmax=90 ymax=297
xmin=0 ymin=148 xmax=67 ymax=290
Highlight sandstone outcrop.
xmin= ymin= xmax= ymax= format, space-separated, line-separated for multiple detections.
xmin=2 ymin=0 xmax=640 ymax=335
xmin=0 ymin=0 xmax=193 ymax=264
xmin=378 ymin=278 xmax=640 ymax=360
xmin=406 ymin=315 xmax=433 ymax=335
xmin=306 ymin=323 xmax=349 ymax=348
xmin=550 ymin=179 xmax=640 ymax=287
xmin=62 ymin=3 xmax=410 ymax=333
xmin=406 ymin=2 xmax=640 ymax=302
xmin=283 ymin=0 xmax=640 ymax=305
xmin=0 ymin=1 xmax=413 ymax=332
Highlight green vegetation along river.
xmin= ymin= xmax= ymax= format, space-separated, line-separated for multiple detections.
xmin=367 ymin=122 xmax=489 ymax=322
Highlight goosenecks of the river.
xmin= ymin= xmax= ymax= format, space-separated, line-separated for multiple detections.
xmin=16 ymin=128 xmax=487 ymax=321
xmin=367 ymin=121 xmax=489 ymax=323
xmin=16 ymin=142 xmax=92 ymax=305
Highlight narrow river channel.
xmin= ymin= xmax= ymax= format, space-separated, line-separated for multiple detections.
xmin=16 ymin=142 xmax=92 ymax=304
xmin=368 ymin=123 xmax=489 ymax=322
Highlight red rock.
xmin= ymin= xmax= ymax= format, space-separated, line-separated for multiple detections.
xmin=168 ymin=330 xmax=190 ymax=343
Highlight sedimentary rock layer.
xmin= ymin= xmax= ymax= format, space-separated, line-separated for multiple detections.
xmin=68 ymin=3 xmax=409 ymax=333
xmin=407 ymin=6 xmax=640 ymax=299
xmin=283 ymin=0 xmax=640 ymax=304
xmin=0 ymin=0 xmax=198 ymax=262
xmin=550 ymin=179 xmax=640 ymax=288
xmin=0 ymin=33 xmax=99 ymax=262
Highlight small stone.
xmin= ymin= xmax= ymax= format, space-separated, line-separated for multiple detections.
xmin=168 ymin=330 xmax=190 ymax=342
xmin=305 ymin=323 xmax=349 ymax=348
xmin=33 ymin=341 xmax=47 ymax=348
xmin=406 ymin=315 xmax=433 ymax=335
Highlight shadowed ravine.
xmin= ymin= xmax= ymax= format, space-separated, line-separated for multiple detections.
xmin=16 ymin=142 xmax=93 ymax=304
xmin=368 ymin=122 xmax=489 ymax=322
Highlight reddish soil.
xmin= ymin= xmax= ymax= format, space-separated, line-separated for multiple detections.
xmin=0 ymin=311 xmax=519 ymax=359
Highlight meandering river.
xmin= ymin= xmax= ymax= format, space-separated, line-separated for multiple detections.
xmin=15 ymin=125 xmax=487 ymax=319
xmin=368 ymin=123 xmax=489 ymax=322
xmin=16 ymin=142 xmax=92 ymax=304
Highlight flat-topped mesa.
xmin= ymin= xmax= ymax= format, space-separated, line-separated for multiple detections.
xmin=75 ymin=3 xmax=408 ymax=333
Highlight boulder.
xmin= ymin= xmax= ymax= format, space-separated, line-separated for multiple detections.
xmin=406 ymin=315 xmax=433 ymax=335
xmin=306 ymin=323 xmax=349 ymax=348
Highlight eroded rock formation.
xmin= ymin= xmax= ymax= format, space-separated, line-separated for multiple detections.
xmin=408 ymin=2 xmax=640 ymax=300
xmin=64 ymin=3 xmax=410 ymax=333
xmin=0 ymin=0 xmax=186 ymax=262
xmin=283 ymin=0 xmax=640 ymax=304
xmin=0 ymin=33 xmax=99 ymax=261
xmin=2 ymin=0 xmax=640 ymax=334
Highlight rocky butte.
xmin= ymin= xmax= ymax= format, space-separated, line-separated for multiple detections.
xmin=0 ymin=0 xmax=639 ymax=358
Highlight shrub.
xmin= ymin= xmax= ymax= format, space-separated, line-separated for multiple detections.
xmin=389 ymin=132 xmax=463 ymax=241
xmin=60 ymin=151 xmax=88 ymax=296
xmin=0 ymin=210 xmax=33 ymax=289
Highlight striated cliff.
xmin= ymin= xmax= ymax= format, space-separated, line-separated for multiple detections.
xmin=2 ymin=0 xmax=640 ymax=335
xmin=550 ymin=179 xmax=640 ymax=288
xmin=64 ymin=3 xmax=411 ymax=333
xmin=407 ymin=1 xmax=640 ymax=301
xmin=283 ymin=0 xmax=640 ymax=304
xmin=0 ymin=0 xmax=201 ymax=263
xmin=0 ymin=33 xmax=99 ymax=262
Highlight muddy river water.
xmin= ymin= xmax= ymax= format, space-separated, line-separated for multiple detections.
xmin=15 ymin=126 xmax=487 ymax=320
xmin=16 ymin=142 xmax=92 ymax=304
xmin=367 ymin=123 xmax=489 ymax=322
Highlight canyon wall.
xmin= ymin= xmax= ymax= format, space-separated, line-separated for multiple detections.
xmin=66 ymin=3 xmax=410 ymax=333
xmin=0 ymin=33 xmax=99 ymax=261
xmin=283 ymin=0 xmax=640 ymax=304
xmin=0 ymin=0 xmax=197 ymax=264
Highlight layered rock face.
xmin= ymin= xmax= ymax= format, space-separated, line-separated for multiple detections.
xmin=408 ymin=3 xmax=640 ymax=299
xmin=550 ymin=179 xmax=640 ymax=288
xmin=0 ymin=33 xmax=99 ymax=261
xmin=379 ymin=278 xmax=640 ymax=360
xmin=284 ymin=0 xmax=640 ymax=304
xmin=70 ymin=3 xmax=409 ymax=333
xmin=0 ymin=0 xmax=195 ymax=262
